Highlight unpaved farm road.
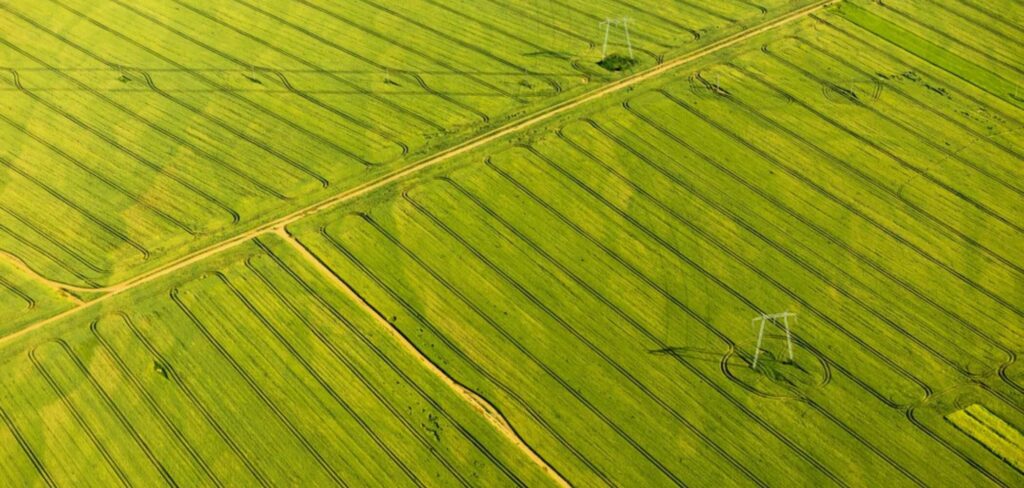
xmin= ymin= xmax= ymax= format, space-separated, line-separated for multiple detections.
xmin=2 ymin=0 xmax=837 ymax=347
xmin=280 ymin=229 xmax=572 ymax=486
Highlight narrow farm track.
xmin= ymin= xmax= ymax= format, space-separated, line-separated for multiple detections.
xmin=0 ymin=251 xmax=80 ymax=303
xmin=243 ymin=245 xmax=540 ymax=487
xmin=326 ymin=214 xmax=687 ymax=485
xmin=0 ymin=0 xmax=838 ymax=347
xmin=280 ymin=232 xmax=571 ymax=488
xmin=3 ymin=1 xmax=1023 ymax=485
xmin=479 ymin=146 xmax=928 ymax=474
xmin=314 ymin=221 xmax=616 ymax=485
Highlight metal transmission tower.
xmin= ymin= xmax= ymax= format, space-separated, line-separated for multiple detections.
xmin=599 ymin=17 xmax=634 ymax=59
xmin=750 ymin=311 xmax=797 ymax=369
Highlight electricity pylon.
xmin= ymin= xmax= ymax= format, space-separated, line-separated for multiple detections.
xmin=599 ymin=17 xmax=634 ymax=59
xmin=751 ymin=311 xmax=797 ymax=369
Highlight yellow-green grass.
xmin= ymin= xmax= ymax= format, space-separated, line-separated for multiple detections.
xmin=286 ymin=6 xmax=1024 ymax=485
xmin=0 ymin=234 xmax=553 ymax=486
xmin=1 ymin=1 xmax=1022 ymax=485
xmin=0 ymin=0 xmax=814 ymax=291
xmin=948 ymin=404 xmax=1024 ymax=472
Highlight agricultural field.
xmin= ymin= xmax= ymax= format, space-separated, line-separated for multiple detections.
xmin=0 ymin=236 xmax=556 ymax=486
xmin=1 ymin=0 xmax=1023 ymax=486
xmin=0 ymin=0 xmax=798 ymax=290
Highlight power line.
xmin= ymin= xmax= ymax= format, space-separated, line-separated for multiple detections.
xmin=599 ymin=17 xmax=633 ymax=59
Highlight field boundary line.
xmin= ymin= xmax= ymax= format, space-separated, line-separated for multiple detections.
xmin=0 ymin=251 xmax=82 ymax=305
xmin=0 ymin=0 xmax=837 ymax=347
xmin=279 ymin=230 xmax=571 ymax=487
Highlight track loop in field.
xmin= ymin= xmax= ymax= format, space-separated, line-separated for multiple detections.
xmin=820 ymin=78 xmax=883 ymax=104
xmin=721 ymin=335 xmax=831 ymax=400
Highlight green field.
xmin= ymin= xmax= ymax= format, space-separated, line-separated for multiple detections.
xmin=1 ymin=0 xmax=1023 ymax=486
xmin=0 ymin=236 xmax=556 ymax=486
xmin=0 ymin=0 xmax=800 ymax=290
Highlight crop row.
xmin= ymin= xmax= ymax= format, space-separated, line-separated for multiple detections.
xmin=0 ymin=237 xmax=550 ymax=486
xmin=284 ymin=9 xmax=1024 ymax=483
xmin=0 ymin=0 xmax=810 ymax=290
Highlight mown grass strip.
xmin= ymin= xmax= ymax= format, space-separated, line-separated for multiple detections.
xmin=947 ymin=405 xmax=1024 ymax=473
xmin=836 ymin=2 xmax=1022 ymax=108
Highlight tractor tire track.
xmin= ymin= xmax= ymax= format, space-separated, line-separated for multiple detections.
xmin=28 ymin=343 xmax=134 ymax=487
xmin=514 ymin=138 xmax=942 ymax=414
xmin=0 ymin=19 xmax=289 ymax=201
xmin=327 ymin=216 xmax=682 ymax=484
xmin=519 ymin=139 xmax=933 ymax=408
xmin=905 ymin=405 xmax=1007 ymax=486
xmin=0 ymin=156 xmax=150 ymax=261
xmin=37 ymin=0 xmax=378 ymax=170
xmin=482 ymin=157 xmax=848 ymax=485
xmin=0 ymin=223 xmax=101 ymax=288
xmin=497 ymin=145 xmax=929 ymax=483
xmin=0 ymin=0 xmax=838 ymax=348
xmin=763 ymin=41 xmax=1024 ymax=209
xmin=170 ymin=285 xmax=351 ymax=487
xmin=166 ymin=0 xmax=411 ymax=158
xmin=644 ymin=89 xmax=1024 ymax=322
xmin=626 ymin=93 xmax=1020 ymax=371
xmin=350 ymin=0 xmax=560 ymax=94
xmin=0 ymin=100 xmax=201 ymax=236
xmin=952 ymin=0 xmax=1024 ymax=37
xmin=0 ymin=400 xmax=56 ymax=487
xmin=920 ymin=0 xmax=1024 ymax=50
xmin=90 ymin=317 xmax=223 ymax=487
xmin=269 ymin=235 xmax=568 ymax=487
xmin=225 ymin=0 xmax=485 ymax=127
xmin=0 ymin=275 xmax=34 ymax=310
xmin=120 ymin=313 xmax=272 ymax=487
xmin=404 ymin=187 xmax=702 ymax=487
xmin=816 ymin=12 xmax=1023 ymax=109
xmin=246 ymin=245 xmax=537 ymax=486
xmin=577 ymin=116 xmax=1016 ymax=378
xmin=429 ymin=176 xmax=770 ymax=487
xmin=36 ymin=339 xmax=178 ymax=486
xmin=0 ymin=207 xmax=109 ymax=275
xmin=721 ymin=62 xmax=1024 ymax=276
xmin=0 ymin=32 xmax=246 ymax=223
xmin=101 ymin=0 xmax=398 ymax=159
xmin=526 ymin=0 xmax=687 ymax=46
xmin=218 ymin=267 xmax=437 ymax=487
xmin=811 ymin=15 xmax=1024 ymax=133
xmin=319 ymin=220 xmax=616 ymax=486
xmin=876 ymin=2 xmax=1024 ymax=78
xmin=290 ymin=0 xmax=522 ymax=104
xmin=133 ymin=69 xmax=334 ymax=184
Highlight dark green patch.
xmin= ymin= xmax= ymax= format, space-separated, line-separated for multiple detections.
xmin=153 ymin=360 xmax=169 ymax=379
xmin=597 ymin=54 xmax=637 ymax=72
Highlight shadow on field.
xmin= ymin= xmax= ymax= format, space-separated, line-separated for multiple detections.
xmin=648 ymin=346 xmax=722 ymax=365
